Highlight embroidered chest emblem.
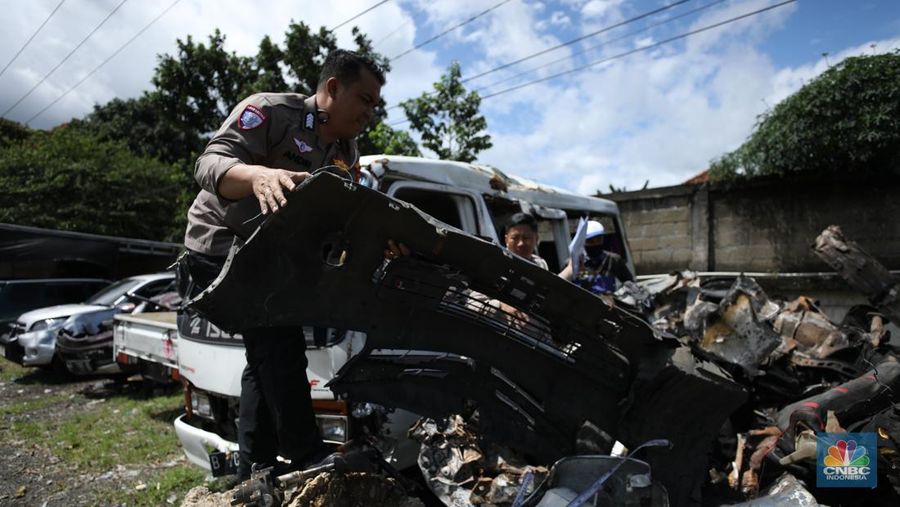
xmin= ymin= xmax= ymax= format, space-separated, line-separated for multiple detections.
xmin=293 ymin=138 xmax=313 ymax=153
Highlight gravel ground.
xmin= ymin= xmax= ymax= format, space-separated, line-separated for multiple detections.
xmin=0 ymin=360 xmax=221 ymax=506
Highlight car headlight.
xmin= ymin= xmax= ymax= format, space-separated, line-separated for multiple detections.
xmin=191 ymin=392 xmax=212 ymax=419
xmin=317 ymin=415 xmax=348 ymax=443
xmin=29 ymin=318 xmax=65 ymax=332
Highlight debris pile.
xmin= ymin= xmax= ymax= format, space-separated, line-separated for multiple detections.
xmin=605 ymin=228 xmax=900 ymax=505
xmin=409 ymin=415 xmax=547 ymax=506
xmin=408 ymin=226 xmax=900 ymax=506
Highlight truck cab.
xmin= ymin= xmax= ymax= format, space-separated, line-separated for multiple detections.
xmin=155 ymin=155 xmax=633 ymax=475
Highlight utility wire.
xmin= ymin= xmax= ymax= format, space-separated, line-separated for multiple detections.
xmin=387 ymin=0 xmax=691 ymax=111
xmin=473 ymin=0 xmax=727 ymax=94
xmin=373 ymin=20 xmax=409 ymax=49
xmin=0 ymin=0 xmax=67 ymax=80
xmin=390 ymin=0 xmax=513 ymax=61
xmin=329 ymin=0 xmax=391 ymax=32
xmin=26 ymin=0 xmax=181 ymax=125
xmin=462 ymin=0 xmax=690 ymax=83
xmin=389 ymin=0 xmax=797 ymax=126
xmin=2 ymin=0 xmax=128 ymax=118
xmin=479 ymin=0 xmax=797 ymax=100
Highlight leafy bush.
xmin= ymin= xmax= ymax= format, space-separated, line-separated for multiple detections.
xmin=0 ymin=127 xmax=189 ymax=241
xmin=710 ymin=51 xmax=900 ymax=181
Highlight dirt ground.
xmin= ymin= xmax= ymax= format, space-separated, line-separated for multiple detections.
xmin=0 ymin=360 xmax=223 ymax=506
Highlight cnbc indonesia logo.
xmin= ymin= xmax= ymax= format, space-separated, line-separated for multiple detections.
xmin=817 ymin=433 xmax=877 ymax=488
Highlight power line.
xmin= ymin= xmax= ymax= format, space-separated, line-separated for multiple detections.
xmin=2 ymin=0 xmax=128 ymax=118
xmin=390 ymin=0 xmax=513 ymax=62
xmin=26 ymin=0 xmax=182 ymax=125
xmin=473 ymin=0 xmax=727 ymax=94
xmin=329 ymin=0 xmax=391 ymax=32
xmin=0 ymin=0 xmax=67 ymax=80
xmin=386 ymin=0 xmax=691 ymax=111
xmin=373 ymin=20 xmax=409 ymax=49
xmin=389 ymin=0 xmax=797 ymax=126
xmin=461 ymin=0 xmax=690 ymax=84
xmin=479 ymin=0 xmax=798 ymax=100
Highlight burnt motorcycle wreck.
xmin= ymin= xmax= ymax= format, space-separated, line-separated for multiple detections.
xmin=189 ymin=173 xmax=899 ymax=506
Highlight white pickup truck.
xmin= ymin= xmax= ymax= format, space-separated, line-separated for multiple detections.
xmin=113 ymin=155 xmax=633 ymax=476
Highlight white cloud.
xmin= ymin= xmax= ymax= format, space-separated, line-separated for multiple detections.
xmin=471 ymin=2 xmax=900 ymax=196
xmin=0 ymin=0 xmax=442 ymax=129
xmin=581 ymin=0 xmax=624 ymax=20
xmin=2 ymin=0 xmax=897 ymax=201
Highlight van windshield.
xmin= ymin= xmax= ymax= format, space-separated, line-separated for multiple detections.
xmin=84 ymin=279 xmax=141 ymax=306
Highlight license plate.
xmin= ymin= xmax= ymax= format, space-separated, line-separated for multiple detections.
xmin=208 ymin=450 xmax=240 ymax=477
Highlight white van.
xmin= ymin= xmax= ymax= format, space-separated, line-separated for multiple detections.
xmin=116 ymin=155 xmax=634 ymax=476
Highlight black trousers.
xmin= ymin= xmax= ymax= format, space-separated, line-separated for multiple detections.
xmin=181 ymin=250 xmax=322 ymax=478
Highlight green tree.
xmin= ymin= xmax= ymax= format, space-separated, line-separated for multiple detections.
xmin=153 ymin=30 xmax=255 ymax=139
xmin=401 ymin=61 xmax=492 ymax=162
xmin=0 ymin=118 xmax=31 ymax=148
xmin=366 ymin=122 xmax=421 ymax=156
xmin=709 ymin=51 xmax=900 ymax=181
xmin=0 ymin=127 xmax=189 ymax=241
xmin=39 ymin=23 xmax=415 ymax=239
xmin=71 ymin=93 xmax=195 ymax=165
xmin=80 ymin=24 xmax=400 ymax=164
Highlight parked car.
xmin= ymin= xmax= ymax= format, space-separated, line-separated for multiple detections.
xmin=0 ymin=273 xmax=175 ymax=370
xmin=0 ymin=278 xmax=110 ymax=329
xmin=57 ymin=288 xmax=179 ymax=376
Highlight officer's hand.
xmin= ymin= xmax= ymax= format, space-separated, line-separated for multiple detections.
xmin=252 ymin=169 xmax=310 ymax=215
xmin=499 ymin=302 xmax=530 ymax=329
xmin=384 ymin=239 xmax=410 ymax=260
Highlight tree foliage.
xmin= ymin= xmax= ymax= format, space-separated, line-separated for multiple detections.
xmin=0 ymin=127 xmax=189 ymax=241
xmin=76 ymin=24 xmax=408 ymax=164
xmin=366 ymin=122 xmax=421 ymax=157
xmin=709 ymin=51 xmax=900 ymax=181
xmin=0 ymin=118 xmax=32 ymax=148
xmin=401 ymin=62 xmax=492 ymax=162
xmin=8 ymin=23 xmax=420 ymax=241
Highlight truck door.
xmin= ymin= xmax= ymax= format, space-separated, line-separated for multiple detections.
xmin=387 ymin=181 xmax=498 ymax=241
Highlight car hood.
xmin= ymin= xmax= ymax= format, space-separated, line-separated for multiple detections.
xmin=17 ymin=304 xmax=109 ymax=327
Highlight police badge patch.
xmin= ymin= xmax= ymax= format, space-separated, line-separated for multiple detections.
xmin=293 ymin=137 xmax=313 ymax=153
xmin=239 ymin=105 xmax=266 ymax=130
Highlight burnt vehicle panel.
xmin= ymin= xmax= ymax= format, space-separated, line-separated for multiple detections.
xmin=57 ymin=291 xmax=181 ymax=376
xmin=56 ymin=308 xmax=121 ymax=375
xmin=188 ymin=173 xmax=746 ymax=505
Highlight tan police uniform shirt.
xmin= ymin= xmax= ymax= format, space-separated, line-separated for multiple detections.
xmin=184 ymin=93 xmax=358 ymax=256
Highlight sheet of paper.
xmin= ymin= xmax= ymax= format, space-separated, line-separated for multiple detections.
xmin=568 ymin=217 xmax=588 ymax=271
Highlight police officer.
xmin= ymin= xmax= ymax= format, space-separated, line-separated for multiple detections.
xmin=182 ymin=49 xmax=385 ymax=480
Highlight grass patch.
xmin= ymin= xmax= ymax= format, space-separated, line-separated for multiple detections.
xmin=105 ymin=465 xmax=208 ymax=506
xmin=51 ymin=392 xmax=186 ymax=470
xmin=0 ymin=359 xmax=28 ymax=381
xmin=0 ymin=393 xmax=70 ymax=416
xmin=3 ymin=390 xmax=187 ymax=469
xmin=83 ymin=466 xmax=234 ymax=506
xmin=0 ymin=370 xmax=216 ymax=504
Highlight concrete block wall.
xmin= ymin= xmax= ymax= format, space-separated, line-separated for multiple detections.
xmin=607 ymin=177 xmax=900 ymax=275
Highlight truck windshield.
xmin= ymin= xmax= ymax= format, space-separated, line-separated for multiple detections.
xmin=84 ymin=279 xmax=142 ymax=306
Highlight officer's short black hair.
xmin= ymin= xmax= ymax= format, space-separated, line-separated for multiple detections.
xmin=505 ymin=212 xmax=539 ymax=234
xmin=318 ymin=49 xmax=386 ymax=89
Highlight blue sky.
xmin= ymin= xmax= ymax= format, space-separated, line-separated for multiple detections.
xmin=2 ymin=0 xmax=899 ymax=193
